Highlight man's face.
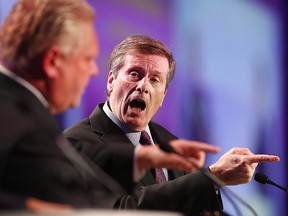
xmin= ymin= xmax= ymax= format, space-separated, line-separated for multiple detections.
xmin=107 ymin=52 xmax=169 ymax=131
xmin=51 ymin=22 xmax=99 ymax=113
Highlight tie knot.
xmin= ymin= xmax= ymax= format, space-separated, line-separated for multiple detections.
xmin=139 ymin=131 xmax=152 ymax=145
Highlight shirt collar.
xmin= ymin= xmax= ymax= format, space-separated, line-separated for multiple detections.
xmin=103 ymin=101 xmax=154 ymax=146
xmin=0 ymin=64 xmax=49 ymax=108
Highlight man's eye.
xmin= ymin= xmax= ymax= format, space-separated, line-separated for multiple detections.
xmin=130 ymin=72 xmax=139 ymax=77
xmin=151 ymin=77 xmax=160 ymax=83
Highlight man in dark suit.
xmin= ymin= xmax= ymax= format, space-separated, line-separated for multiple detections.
xmin=0 ymin=0 xmax=207 ymax=213
xmin=64 ymin=35 xmax=280 ymax=215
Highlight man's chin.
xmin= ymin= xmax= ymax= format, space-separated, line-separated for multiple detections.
xmin=71 ymin=98 xmax=81 ymax=108
xmin=127 ymin=108 xmax=147 ymax=118
xmin=125 ymin=118 xmax=147 ymax=131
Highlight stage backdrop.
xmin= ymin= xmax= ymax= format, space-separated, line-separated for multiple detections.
xmin=0 ymin=0 xmax=285 ymax=215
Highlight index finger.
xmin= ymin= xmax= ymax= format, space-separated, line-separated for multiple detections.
xmin=244 ymin=154 xmax=280 ymax=164
xmin=169 ymin=139 xmax=220 ymax=155
xmin=186 ymin=141 xmax=220 ymax=153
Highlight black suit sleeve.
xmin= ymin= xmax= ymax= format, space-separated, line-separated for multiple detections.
xmin=134 ymin=170 xmax=222 ymax=215
xmin=66 ymin=135 xmax=135 ymax=194
xmin=0 ymin=191 xmax=26 ymax=209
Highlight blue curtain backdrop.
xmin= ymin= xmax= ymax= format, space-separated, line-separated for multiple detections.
xmin=0 ymin=0 xmax=286 ymax=215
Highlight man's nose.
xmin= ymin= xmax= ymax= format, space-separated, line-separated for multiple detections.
xmin=136 ymin=77 xmax=148 ymax=93
xmin=91 ymin=62 xmax=99 ymax=76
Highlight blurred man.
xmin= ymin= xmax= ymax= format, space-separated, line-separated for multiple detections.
xmin=0 ymin=0 xmax=214 ymax=212
xmin=64 ymin=35 xmax=280 ymax=215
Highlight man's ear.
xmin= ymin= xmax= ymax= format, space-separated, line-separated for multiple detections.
xmin=42 ymin=46 xmax=62 ymax=78
xmin=107 ymin=71 xmax=115 ymax=93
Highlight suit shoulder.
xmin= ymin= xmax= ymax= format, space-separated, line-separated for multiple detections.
xmin=0 ymin=95 xmax=39 ymax=139
xmin=63 ymin=118 xmax=104 ymax=146
xmin=63 ymin=118 xmax=90 ymax=135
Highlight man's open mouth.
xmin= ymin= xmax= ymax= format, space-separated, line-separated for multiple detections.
xmin=129 ymin=99 xmax=146 ymax=112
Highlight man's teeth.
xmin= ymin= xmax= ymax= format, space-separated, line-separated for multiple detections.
xmin=131 ymin=107 xmax=142 ymax=112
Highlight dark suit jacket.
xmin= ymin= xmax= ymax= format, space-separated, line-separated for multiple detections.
xmin=0 ymin=73 xmax=133 ymax=209
xmin=64 ymin=103 xmax=223 ymax=215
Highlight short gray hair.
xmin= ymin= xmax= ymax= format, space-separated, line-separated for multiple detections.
xmin=109 ymin=35 xmax=176 ymax=90
xmin=0 ymin=0 xmax=95 ymax=75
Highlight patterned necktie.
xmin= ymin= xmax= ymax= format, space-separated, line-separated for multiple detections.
xmin=139 ymin=130 xmax=167 ymax=183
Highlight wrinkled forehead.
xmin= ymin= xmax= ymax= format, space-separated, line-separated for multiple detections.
xmin=123 ymin=52 xmax=169 ymax=72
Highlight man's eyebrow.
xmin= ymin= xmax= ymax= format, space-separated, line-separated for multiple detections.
xmin=127 ymin=66 xmax=145 ymax=72
xmin=127 ymin=65 xmax=166 ymax=76
xmin=152 ymin=70 xmax=167 ymax=76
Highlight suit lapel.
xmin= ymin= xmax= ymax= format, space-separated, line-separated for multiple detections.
xmin=89 ymin=104 xmax=134 ymax=147
xmin=89 ymin=105 xmax=157 ymax=186
xmin=138 ymin=170 xmax=157 ymax=186
xmin=88 ymin=105 xmax=184 ymax=185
